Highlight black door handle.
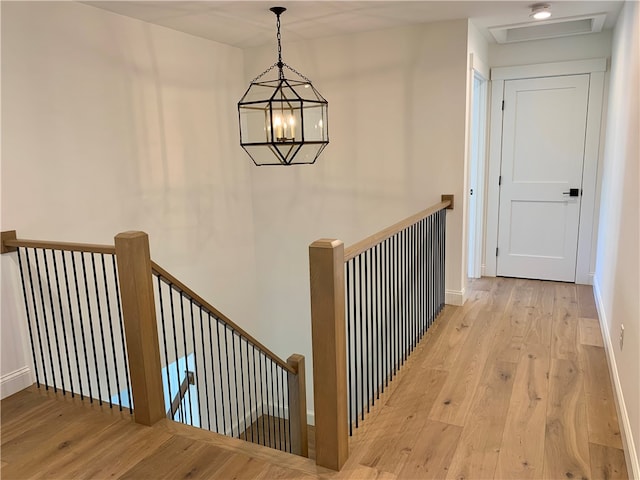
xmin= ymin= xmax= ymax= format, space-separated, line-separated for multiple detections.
xmin=563 ymin=188 xmax=580 ymax=197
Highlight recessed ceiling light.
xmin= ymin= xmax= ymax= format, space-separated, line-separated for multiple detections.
xmin=530 ymin=3 xmax=552 ymax=20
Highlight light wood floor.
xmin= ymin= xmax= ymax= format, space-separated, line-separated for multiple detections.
xmin=1 ymin=278 xmax=628 ymax=479
xmin=338 ymin=277 xmax=628 ymax=480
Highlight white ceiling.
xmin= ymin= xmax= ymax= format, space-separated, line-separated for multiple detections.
xmin=83 ymin=1 xmax=623 ymax=48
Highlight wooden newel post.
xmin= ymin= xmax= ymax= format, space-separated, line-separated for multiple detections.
xmin=114 ymin=231 xmax=165 ymax=426
xmin=287 ymin=354 xmax=309 ymax=457
xmin=309 ymin=239 xmax=348 ymax=471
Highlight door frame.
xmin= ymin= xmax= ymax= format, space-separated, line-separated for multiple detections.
xmin=468 ymin=70 xmax=488 ymax=279
xmin=484 ymin=58 xmax=606 ymax=285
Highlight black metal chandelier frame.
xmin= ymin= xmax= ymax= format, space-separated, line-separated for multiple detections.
xmin=237 ymin=7 xmax=329 ymax=166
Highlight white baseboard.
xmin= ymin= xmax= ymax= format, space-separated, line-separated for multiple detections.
xmin=1 ymin=366 xmax=33 ymax=399
xmin=593 ymin=279 xmax=639 ymax=479
xmin=445 ymin=288 xmax=466 ymax=306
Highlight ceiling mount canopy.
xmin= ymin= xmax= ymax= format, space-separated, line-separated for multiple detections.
xmin=237 ymin=6 xmax=329 ymax=166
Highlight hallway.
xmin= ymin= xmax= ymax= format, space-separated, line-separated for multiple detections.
xmin=1 ymin=277 xmax=628 ymax=479
xmin=337 ymin=277 xmax=628 ymax=479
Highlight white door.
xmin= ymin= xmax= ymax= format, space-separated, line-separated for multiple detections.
xmin=497 ymin=74 xmax=589 ymax=282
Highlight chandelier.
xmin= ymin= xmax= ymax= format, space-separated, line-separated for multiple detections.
xmin=237 ymin=7 xmax=329 ymax=166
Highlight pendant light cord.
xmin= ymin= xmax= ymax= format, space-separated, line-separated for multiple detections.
xmin=248 ymin=7 xmax=313 ymax=84
xmin=275 ymin=10 xmax=284 ymax=79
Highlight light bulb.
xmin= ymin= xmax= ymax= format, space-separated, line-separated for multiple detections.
xmin=530 ymin=4 xmax=552 ymax=20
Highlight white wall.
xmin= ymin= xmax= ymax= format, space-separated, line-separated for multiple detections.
xmin=594 ymin=1 xmax=639 ymax=476
xmin=489 ymin=30 xmax=613 ymax=67
xmin=243 ymin=20 xmax=470 ymax=417
xmin=0 ymin=4 xmax=482 ymax=425
xmin=1 ymin=2 xmax=258 ymax=396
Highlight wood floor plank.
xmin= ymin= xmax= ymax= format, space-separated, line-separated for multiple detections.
xmin=577 ymin=284 xmax=599 ymax=319
xmin=210 ymin=453 xmax=270 ymax=479
xmin=119 ymin=436 xmax=228 ymax=479
xmin=579 ymin=317 xmax=605 ymax=347
xmin=38 ymin=421 xmax=173 ymax=479
xmin=524 ymin=281 xmax=554 ymax=346
xmin=397 ymin=419 xmax=462 ymax=480
xmin=581 ymin=345 xmax=623 ymax=449
xmin=334 ymin=463 xmax=398 ymax=480
xmin=428 ymin=309 xmax=501 ymax=427
xmin=495 ymin=343 xmax=550 ymax=480
xmin=384 ymin=368 xmax=447 ymax=410
xmin=445 ymin=360 xmax=517 ymax=480
xmin=1 ymin=398 xmax=121 ymax=466
xmin=355 ymin=408 xmax=431 ymax=476
xmin=589 ymin=443 xmax=629 ymax=480
xmin=543 ymin=358 xmax=591 ymax=480
xmin=417 ymin=291 xmax=486 ymax=372
xmin=551 ymin=284 xmax=580 ymax=361
xmin=490 ymin=279 xmax=535 ymax=364
xmin=483 ymin=277 xmax=516 ymax=313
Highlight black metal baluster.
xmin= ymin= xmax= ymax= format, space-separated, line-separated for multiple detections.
xmin=357 ymin=254 xmax=364 ymax=421
xmin=80 ymin=253 xmax=101 ymax=404
xmin=283 ymin=368 xmax=289 ymax=452
xmin=157 ymin=277 xmax=172 ymax=418
xmin=345 ymin=260 xmax=353 ymax=436
xmin=222 ymin=323 xmax=233 ymax=436
xmin=420 ymin=219 xmax=425 ymax=335
xmin=428 ymin=215 xmax=432 ymax=321
xmin=287 ymin=367 xmax=292 ymax=452
xmin=382 ymin=239 xmax=391 ymax=388
xmin=62 ymin=252 xmax=83 ymax=399
xmin=258 ymin=350 xmax=267 ymax=447
xmin=250 ymin=345 xmax=259 ymax=443
xmin=420 ymin=221 xmax=424 ymax=333
xmin=441 ymin=210 xmax=445 ymax=311
xmin=169 ymin=287 xmax=183 ymax=421
xmin=16 ymin=248 xmax=41 ymax=388
xmin=71 ymin=253 xmax=91 ymax=400
xmin=101 ymin=254 xmax=122 ymax=409
xmin=112 ymin=258 xmax=132 ymax=412
xmin=231 ymin=331 xmax=241 ymax=437
xmin=177 ymin=292 xmax=191 ymax=425
xmin=364 ymin=249 xmax=370 ymax=413
xmin=167 ymin=280 xmax=182 ymax=420
xmin=267 ymin=359 xmax=275 ymax=448
xmin=412 ymin=224 xmax=417 ymax=348
xmin=404 ymin=227 xmax=409 ymax=361
xmin=238 ymin=336 xmax=248 ymax=440
xmin=385 ymin=239 xmax=390 ymax=384
xmin=351 ymin=259 xmax=359 ymax=429
xmin=43 ymin=250 xmax=65 ymax=394
xmin=244 ymin=338 xmax=254 ymax=443
xmin=206 ymin=312 xmax=217 ymax=432
xmin=91 ymin=254 xmax=111 ymax=406
xmin=215 ymin=319 xmax=227 ymax=435
xmin=371 ymin=245 xmax=380 ymax=405
xmin=377 ymin=243 xmax=383 ymax=396
xmin=189 ymin=300 xmax=201 ymax=427
xmin=200 ymin=309 xmax=212 ymax=431
xmin=275 ymin=363 xmax=283 ymax=451
xmin=33 ymin=249 xmax=56 ymax=391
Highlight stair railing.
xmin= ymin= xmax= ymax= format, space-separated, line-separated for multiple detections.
xmin=1 ymin=230 xmax=307 ymax=457
xmin=308 ymin=195 xmax=454 ymax=470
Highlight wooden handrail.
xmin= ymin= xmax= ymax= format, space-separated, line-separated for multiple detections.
xmin=151 ymin=261 xmax=295 ymax=375
xmin=1 ymin=234 xmax=116 ymax=255
xmin=343 ymin=195 xmax=453 ymax=262
xmin=167 ymin=374 xmax=192 ymax=418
